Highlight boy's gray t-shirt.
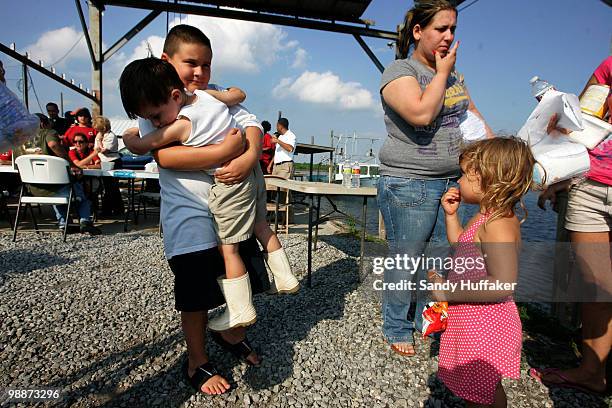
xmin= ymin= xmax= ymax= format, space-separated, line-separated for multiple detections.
xmin=379 ymin=58 xmax=469 ymax=179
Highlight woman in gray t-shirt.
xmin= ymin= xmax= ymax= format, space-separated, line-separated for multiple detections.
xmin=377 ymin=0 xmax=492 ymax=357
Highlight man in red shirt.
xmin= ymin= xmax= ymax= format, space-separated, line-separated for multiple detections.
xmin=259 ymin=120 xmax=275 ymax=174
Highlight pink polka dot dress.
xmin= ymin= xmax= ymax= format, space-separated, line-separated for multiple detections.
xmin=437 ymin=213 xmax=522 ymax=405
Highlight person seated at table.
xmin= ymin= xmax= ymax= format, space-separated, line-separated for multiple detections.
xmin=93 ymin=116 xmax=121 ymax=166
xmin=0 ymin=150 xmax=11 ymax=165
xmin=63 ymin=108 xmax=97 ymax=148
xmin=30 ymin=114 xmax=101 ymax=235
xmin=69 ymin=132 xmax=102 ymax=201
xmin=0 ymin=149 xmax=20 ymax=197
xmin=92 ymin=116 xmax=124 ymax=216
xmin=46 ymin=102 xmax=69 ymax=136
xmin=69 ymin=133 xmax=101 ymax=169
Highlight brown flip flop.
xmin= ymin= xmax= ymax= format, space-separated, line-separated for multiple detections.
xmin=390 ymin=342 xmax=416 ymax=357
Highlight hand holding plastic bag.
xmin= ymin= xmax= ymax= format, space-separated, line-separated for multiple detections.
xmin=517 ymin=90 xmax=583 ymax=148
xmin=422 ymin=301 xmax=448 ymax=338
xmin=0 ymin=82 xmax=39 ymax=152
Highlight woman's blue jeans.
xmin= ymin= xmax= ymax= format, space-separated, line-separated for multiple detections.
xmin=377 ymin=175 xmax=456 ymax=344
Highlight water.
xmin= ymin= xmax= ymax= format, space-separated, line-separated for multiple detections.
xmin=299 ymin=174 xmax=557 ymax=242
xmin=333 ymin=189 xmax=556 ymax=241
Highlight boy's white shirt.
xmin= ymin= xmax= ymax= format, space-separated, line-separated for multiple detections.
xmin=180 ymin=90 xmax=236 ymax=147
xmin=137 ymin=84 xmax=263 ymax=259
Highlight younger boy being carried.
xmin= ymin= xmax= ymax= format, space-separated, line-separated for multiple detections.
xmin=119 ymin=57 xmax=298 ymax=332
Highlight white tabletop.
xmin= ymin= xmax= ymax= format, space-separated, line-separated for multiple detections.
xmin=0 ymin=165 xmax=18 ymax=174
xmin=264 ymin=177 xmax=376 ymax=197
xmin=82 ymin=169 xmax=160 ymax=179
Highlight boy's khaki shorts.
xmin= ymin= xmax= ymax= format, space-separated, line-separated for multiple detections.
xmin=209 ymin=166 xmax=267 ymax=245
xmin=565 ymin=179 xmax=612 ymax=233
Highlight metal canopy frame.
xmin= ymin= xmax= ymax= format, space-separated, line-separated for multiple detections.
xmin=1 ymin=0 xmax=476 ymax=114
xmin=0 ymin=42 xmax=98 ymax=104
xmin=79 ymin=0 xmax=401 ymax=115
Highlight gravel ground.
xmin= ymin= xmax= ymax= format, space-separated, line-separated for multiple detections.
xmin=0 ymin=230 xmax=609 ymax=407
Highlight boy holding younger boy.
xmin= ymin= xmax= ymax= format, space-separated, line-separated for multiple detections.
xmin=121 ymin=25 xmax=298 ymax=395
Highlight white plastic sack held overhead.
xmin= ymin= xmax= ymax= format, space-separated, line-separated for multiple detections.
xmin=517 ymin=90 xmax=584 ymax=148
xmin=0 ymin=82 xmax=39 ymax=152
xmin=517 ymin=90 xmax=590 ymax=188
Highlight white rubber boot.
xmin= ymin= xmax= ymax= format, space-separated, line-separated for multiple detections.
xmin=208 ymin=273 xmax=257 ymax=332
xmin=265 ymin=248 xmax=300 ymax=294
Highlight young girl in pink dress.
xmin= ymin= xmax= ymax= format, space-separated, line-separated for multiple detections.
xmin=429 ymin=138 xmax=536 ymax=407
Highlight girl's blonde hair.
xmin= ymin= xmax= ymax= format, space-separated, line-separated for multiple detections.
xmin=396 ymin=0 xmax=457 ymax=59
xmin=92 ymin=116 xmax=111 ymax=133
xmin=460 ymin=138 xmax=536 ymax=225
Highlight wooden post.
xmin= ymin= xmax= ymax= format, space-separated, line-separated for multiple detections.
xmin=89 ymin=1 xmax=102 ymax=116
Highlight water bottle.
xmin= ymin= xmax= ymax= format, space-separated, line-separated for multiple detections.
xmin=342 ymin=160 xmax=352 ymax=188
xmin=351 ymin=161 xmax=361 ymax=188
xmin=530 ymin=76 xmax=554 ymax=102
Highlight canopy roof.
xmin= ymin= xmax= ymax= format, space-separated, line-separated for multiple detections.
xmin=160 ymin=0 xmax=374 ymax=24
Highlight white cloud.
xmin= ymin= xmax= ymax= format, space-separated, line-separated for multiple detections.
xmin=129 ymin=36 xmax=165 ymax=60
xmin=272 ymin=71 xmax=375 ymax=110
xmin=25 ymin=27 xmax=88 ymax=68
xmin=291 ymin=48 xmax=308 ymax=69
xmin=168 ymin=15 xmax=296 ymax=73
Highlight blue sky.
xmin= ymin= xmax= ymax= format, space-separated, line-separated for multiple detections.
xmin=0 ymin=0 xmax=610 ymax=160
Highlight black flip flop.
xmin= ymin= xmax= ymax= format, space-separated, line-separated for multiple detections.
xmin=210 ymin=331 xmax=262 ymax=367
xmin=182 ymin=360 xmax=226 ymax=394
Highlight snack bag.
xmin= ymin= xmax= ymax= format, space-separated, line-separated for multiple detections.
xmin=0 ymin=82 xmax=39 ymax=152
xmin=422 ymin=301 xmax=448 ymax=338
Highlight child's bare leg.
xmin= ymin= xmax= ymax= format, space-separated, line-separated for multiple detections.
xmin=465 ymin=401 xmax=491 ymax=408
xmin=464 ymin=382 xmax=506 ymax=408
xmin=220 ymin=326 xmax=262 ymax=365
xmin=492 ymin=382 xmax=507 ymax=408
xmin=254 ymin=221 xmax=281 ymax=253
xmin=181 ymin=311 xmax=230 ymax=394
xmin=218 ymin=243 xmax=246 ymax=279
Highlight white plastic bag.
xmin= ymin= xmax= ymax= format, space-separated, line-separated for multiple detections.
xmin=517 ymin=90 xmax=584 ymax=148
xmin=532 ymin=143 xmax=590 ymax=187
xmin=518 ymin=90 xmax=590 ymax=187
xmin=459 ymin=110 xmax=487 ymax=142
xmin=568 ymin=113 xmax=612 ymax=150
xmin=0 ymin=83 xmax=39 ymax=152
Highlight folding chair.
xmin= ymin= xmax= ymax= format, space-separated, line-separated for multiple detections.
xmin=13 ymin=155 xmax=75 ymax=242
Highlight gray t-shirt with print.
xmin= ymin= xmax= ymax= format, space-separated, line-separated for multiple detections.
xmin=379 ymin=57 xmax=469 ymax=179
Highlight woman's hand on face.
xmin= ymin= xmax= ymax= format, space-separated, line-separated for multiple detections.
xmin=441 ymin=187 xmax=461 ymax=215
xmin=434 ymin=41 xmax=459 ymax=76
